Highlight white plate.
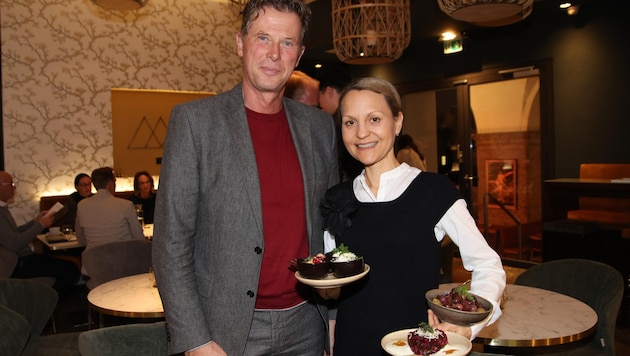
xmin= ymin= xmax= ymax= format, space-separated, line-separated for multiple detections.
xmin=381 ymin=329 xmax=472 ymax=356
xmin=294 ymin=264 xmax=370 ymax=289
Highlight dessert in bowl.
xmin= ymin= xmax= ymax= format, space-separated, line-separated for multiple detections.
xmin=425 ymin=286 xmax=493 ymax=325
xmin=296 ymin=254 xmax=330 ymax=279
xmin=330 ymin=243 xmax=365 ymax=278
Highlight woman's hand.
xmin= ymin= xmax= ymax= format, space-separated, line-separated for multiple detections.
xmin=316 ymin=287 xmax=340 ymax=300
xmin=427 ymin=309 xmax=472 ymax=339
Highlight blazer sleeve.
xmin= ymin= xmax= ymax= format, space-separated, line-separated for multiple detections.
xmin=152 ymin=102 xmax=212 ymax=353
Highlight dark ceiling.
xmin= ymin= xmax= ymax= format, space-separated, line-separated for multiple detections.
xmin=300 ymin=0 xmax=590 ymax=67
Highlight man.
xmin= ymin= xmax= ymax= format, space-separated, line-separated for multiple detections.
xmin=317 ymin=67 xmax=351 ymax=117
xmin=75 ymin=167 xmax=144 ymax=255
xmin=316 ymin=67 xmax=362 ymax=182
xmin=284 ymin=70 xmax=320 ymax=107
xmin=152 ymin=0 xmax=339 ymax=355
xmin=0 ymin=171 xmax=79 ymax=298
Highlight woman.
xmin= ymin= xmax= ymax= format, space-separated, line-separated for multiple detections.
xmin=128 ymin=171 xmax=156 ymax=224
xmin=64 ymin=173 xmax=93 ymax=229
xmin=321 ymin=77 xmax=505 ymax=355
xmin=395 ymin=133 xmax=427 ymax=171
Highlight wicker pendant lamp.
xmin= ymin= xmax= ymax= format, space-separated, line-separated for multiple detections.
xmin=92 ymin=0 xmax=148 ymax=11
xmin=332 ymin=0 xmax=411 ymax=65
xmin=437 ymin=0 xmax=534 ymax=26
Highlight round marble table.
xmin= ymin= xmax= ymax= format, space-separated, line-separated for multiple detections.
xmin=88 ymin=273 xmax=164 ymax=319
xmin=441 ymin=283 xmax=597 ymax=348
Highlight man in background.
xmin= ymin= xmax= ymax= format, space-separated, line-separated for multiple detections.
xmin=284 ymin=70 xmax=320 ymax=107
xmin=316 ymin=67 xmax=362 ymax=181
xmin=75 ymin=167 xmax=144 ymax=254
xmin=0 ymin=171 xmax=79 ymax=299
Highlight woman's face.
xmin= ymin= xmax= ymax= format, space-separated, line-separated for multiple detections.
xmin=340 ymin=90 xmax=403 ymax=169
xmin=137 ymin=174 xmax=152 ymax=196
xmin=77 ymin=176 xmax=92 ymax=198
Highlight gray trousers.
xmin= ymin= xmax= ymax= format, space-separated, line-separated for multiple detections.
xmin=244 ymin=301 xmax=326 ymax=356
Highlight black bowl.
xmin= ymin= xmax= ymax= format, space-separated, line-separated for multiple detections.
xmin=332 ymin=258 xmax=365 ymax=278
xmin=425 ymin=289 xmax=493 ymax=325
xmin=296 ymin=258 xmax=330 ymax=279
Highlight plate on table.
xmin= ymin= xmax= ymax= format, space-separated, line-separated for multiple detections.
xmin=381 ymin=329 xmax=472 ymax=356
xmin=294 ymin=264 xmax=370 ymax=289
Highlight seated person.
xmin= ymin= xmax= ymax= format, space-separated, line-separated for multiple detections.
xmin=76 ymin=167 xmax=145 ymax=269
xmin=128 ymin=170 xmax=156 ymax=224
xmin=0 ymin=171 xmax=79 ymax=299
xmin=59 ymin=173 xmax=93 ymax=229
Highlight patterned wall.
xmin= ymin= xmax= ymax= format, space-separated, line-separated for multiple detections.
xmin=1 ymin=0 xmax=242 ymax=223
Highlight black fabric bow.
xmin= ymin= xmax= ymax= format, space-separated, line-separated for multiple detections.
xmin=319 ymin=183 xmax=358 ymax=238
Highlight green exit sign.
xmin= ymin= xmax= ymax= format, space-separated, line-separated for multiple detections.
xmin=443 ymin=39 xmax=463 ymax=54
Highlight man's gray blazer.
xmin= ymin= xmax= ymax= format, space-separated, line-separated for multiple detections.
xmin=153 ymin=82 xmax=339 ymax=355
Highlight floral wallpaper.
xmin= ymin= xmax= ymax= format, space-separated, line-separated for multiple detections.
xmin=1 ymin=0 xmax=242 ymax=223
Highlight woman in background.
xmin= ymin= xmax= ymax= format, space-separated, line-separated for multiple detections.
xmin=395 ymin=133 xmax=427 ymax=171
xmin=63 ymin=173 xmax=93 ymax=229
xmin=129 ymin=171 xmax=156 ymax=224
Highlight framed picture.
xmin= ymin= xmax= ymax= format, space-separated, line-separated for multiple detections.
xmin=486 ymin=159 xmax=517 ymax=209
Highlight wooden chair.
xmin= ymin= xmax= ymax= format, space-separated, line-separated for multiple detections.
xmin=515 ymin=259 xmax=624 ymax=356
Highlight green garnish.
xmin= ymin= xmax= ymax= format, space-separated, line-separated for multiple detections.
xmin=332 ymin=243 xmax=351 ymax=255
xmin=454 ymin=285 xmax=475 ymax=301
xmin=418 ymin=322 xmax=435 ymax=333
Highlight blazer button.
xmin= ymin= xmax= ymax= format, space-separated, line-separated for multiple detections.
xmin=254 ymin=246 xmax=262 ymax=254
xmin=247 ymin=290 xmax=255 ymax=298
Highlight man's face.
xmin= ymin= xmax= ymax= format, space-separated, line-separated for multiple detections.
xmin=0 ymin=172 xmax=16 ymax=203
xmin=236 ymin=8 xmax=305 ymax=96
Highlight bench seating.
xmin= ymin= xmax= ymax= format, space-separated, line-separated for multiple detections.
xmin=39 ymin=191 xmax=135 ymax=212
xmin=566 ymin=163 xmax=630 ymax=226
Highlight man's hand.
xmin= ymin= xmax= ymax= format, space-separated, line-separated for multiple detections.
xmin=185 ymin=341 xmax=227 ymax=356
xmin=35 ymin=211 xmax=54 ymax=228
xmin=427 ymin=309 xmax=472 ymax=339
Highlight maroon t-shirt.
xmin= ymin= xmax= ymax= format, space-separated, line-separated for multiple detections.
xmin=246 ymin=107 xmax=309 ymax=309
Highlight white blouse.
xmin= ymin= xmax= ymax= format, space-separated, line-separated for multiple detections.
xmin=325 ymin=163 xmax=506 ymax=339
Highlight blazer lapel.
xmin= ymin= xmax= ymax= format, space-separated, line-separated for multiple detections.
xmin=284 ymin=99 xmax=317 ymax=237
xmin=222 ymin=85 xmax=264 ymax=236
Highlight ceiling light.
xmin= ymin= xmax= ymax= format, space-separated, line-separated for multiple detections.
xmin=437 ymin=0 xmax=533 ymax=26
xmin=332 ymin=0 xmax=411 ymax=65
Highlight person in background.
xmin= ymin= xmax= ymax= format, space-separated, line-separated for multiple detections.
xmin=317 ymin=67 xmax=351 ymax=118
xmin=128 ymin=170 xmax=156 ymax=224
xmin=152 ymin=0 xmax=339 ymax=355
xmin=60 ymin=173 xmax=93 ymax=229
xmin=75 ymin=167 xmax=144 ymax=255
xmin=284 ymin=70 xmax=320 ymax=107
xmin=320 ymin=77 xmax=505 ymax=355
xmin=0 ymin=171 xmax=80 ymax=299
xmin=316 ymin=67 xmax=362 ymax=182
xmin=395 ymin=133 xmax=427 ymax=171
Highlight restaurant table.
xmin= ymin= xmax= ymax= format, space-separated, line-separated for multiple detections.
xmin=35 ymin=233 xmax=84 ymax=251
xmin=88 ymin=273 xmax=164 ymax=327
xmin=440 ymin=283 xmax=597 ymax=353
